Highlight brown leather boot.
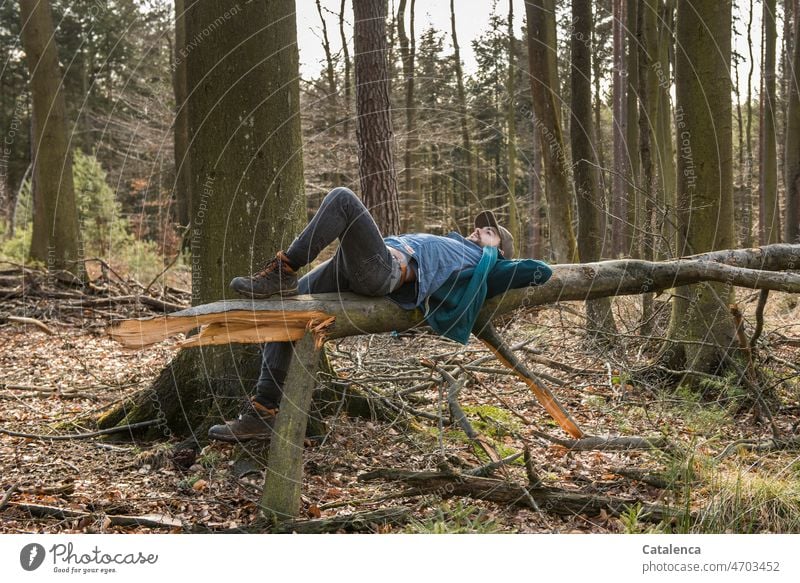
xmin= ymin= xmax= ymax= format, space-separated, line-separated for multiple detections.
xmin=207 ymin=399 xmax=278 ymax=443
xmin=229 ymin=251 xmax=298 ymax=298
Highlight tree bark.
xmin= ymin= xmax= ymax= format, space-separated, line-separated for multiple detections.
xmin=19 ymin=0 xmax=82 ymax=274
xmin=569 ymin=0 xmax=617 ymax=335
xmin=99 ymin=0 xmax=307 ymax=437
xmin=666 ymin=0 xmax=736 ymax=375
xmin=525 ymin=0 xmax=578 ymax=263
xmin=353 ymin=0 xmax=401 ymax=235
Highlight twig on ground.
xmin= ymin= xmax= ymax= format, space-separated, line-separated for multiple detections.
xmin=5 ymin=316 xmax=56 ymax=335
xmin=0 ymin=420 xmax=159 ymax=441
xmin=716 ymin=436 xmax=800 ymax=459
xmin=464 ymin=453 xmax=523 ymax=477
xmin=0 ymin=482 xmax=20 ymax=511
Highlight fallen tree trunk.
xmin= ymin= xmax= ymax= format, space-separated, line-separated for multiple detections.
xmin=105 ymin=243 xmax=800 ymax=440
xmin=110 ymin=244 xmax=800 ymax=349
xmin=358 ymin=467 xmax=679 ymax=523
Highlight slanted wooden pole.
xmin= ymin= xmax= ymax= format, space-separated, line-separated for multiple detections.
xmin=261 ymin=332 xmax=320 ymax=519
xmin=475 ymin=323 xmax=584 ymax=438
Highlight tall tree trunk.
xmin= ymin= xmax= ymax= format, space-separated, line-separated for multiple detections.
xmin=506 ymin=0 xmax=521 ymax=244
xmin=625 ymin=0 xmax=640 ymax=257
xmin=99 ymin=0 xmax=306 ymax=436
xmin=353 ymin=0 xmax=401 ymax=235
xmin=528 ymin=107 xmax=544 ymax=258
xmin=570 ymin=0 xmax=617 ymax=335
xmin=397 ymin=0 xmax=421 ymax=231
xmin=665 ymin=0 xmax=736 ymax=375
xmin=339 ymin=0 xmax=352 ymax=138
xmin=316 ymin=0 xmax=338 ymax=129
xmin=592 ymin=8 xmax=610 ymax=236
xmin=525 ymin=0 xmax=578 ymax=263
xmin=173 ymin=0 xmax=192 ymax=231
xmin=19 ymin=0 xmax=81 ymax=275
xmin=744 ymin=0 xmax=755 ymax=247
xmin=637 ymin=0 xmax=658 ymax=332
xmin=611 ymin=0 xmax=629 ymax=257
xmin=786 ymin=0 xmax=800 ymax=242
xmin=655 ymin=0 xmax=676 ymax=257
xmin=451 ymin=0 xmax=476 ymax=216
xmin=760 ymin=0 xmax=781 ymax=244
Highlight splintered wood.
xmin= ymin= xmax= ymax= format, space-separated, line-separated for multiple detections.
xmin=108 ymin=309 xmax=333 ymax=348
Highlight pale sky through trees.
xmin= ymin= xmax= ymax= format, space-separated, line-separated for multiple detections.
xmin=296 ymin=0 xmax=764 ymax=100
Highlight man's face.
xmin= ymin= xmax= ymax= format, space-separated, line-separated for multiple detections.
xmin=467 ymin=226 xmax=501 ymax=249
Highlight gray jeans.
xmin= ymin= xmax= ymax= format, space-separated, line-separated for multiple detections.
xmin=256 ymin=187 xmax=400 ymax=406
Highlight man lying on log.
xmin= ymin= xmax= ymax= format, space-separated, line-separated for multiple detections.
xmin=208 ymin=186 xmax=554 ymax=442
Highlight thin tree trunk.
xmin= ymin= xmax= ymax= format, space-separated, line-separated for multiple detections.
xmin=353 ymin=0 xmax=401 ymax=235
xmin=19 ymin=0 xmax=82 ymax=275
xmin=744 ymin=0 xmax=755 ymax=247
xmin=397 ymin=0 xmax=421 ymax=231
xmin=637 ymin=0 xmax=658 ymax=333
xmin=734 ymin=9 xmax=746 ymax=248
xmin=611 ymin=0 xmax=629 ymax=257
xmin=592 ymin=9 xmax=610 ymax=242
xmin=761 ymin=0 xmax=781 ymax=244
xmin=655 ymin=0 xmax=676 ymax=257
xmin=785 ymin=0 xmax=800 ymax=242
xmin=173 ymin=0 xmax=192 ymax=231
xmin=626 ymin=0 xmax=640 ymax=257
xmin=451 ymin=0 xmax=476 ymax=215
xmin=506 ymin=0 xmax=520 ymax=244
xmin=525 ymin=0 xmax=578 ymax=263
xmin=339 ymin=0 xmax=352 ymax=138
xmin=529 ymin=113 xmax=544 ymax=258
xmin=316 ymin=0 xmax=338 ymax=129
xmin=570 ymin=0 xmax=617 ymax=335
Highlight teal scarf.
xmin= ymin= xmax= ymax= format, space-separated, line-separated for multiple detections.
xmin=425 ymin=245 xmax=498 ymax=344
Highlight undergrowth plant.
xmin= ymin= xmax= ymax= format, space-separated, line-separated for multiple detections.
xmin=404 ymin=500 xmax=505 ymax=534
xmin=1 ymin=150 xmax=165 ymax=282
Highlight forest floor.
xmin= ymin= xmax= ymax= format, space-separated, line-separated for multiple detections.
xmin=2 ymin=265 xmax=800 ymax=534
